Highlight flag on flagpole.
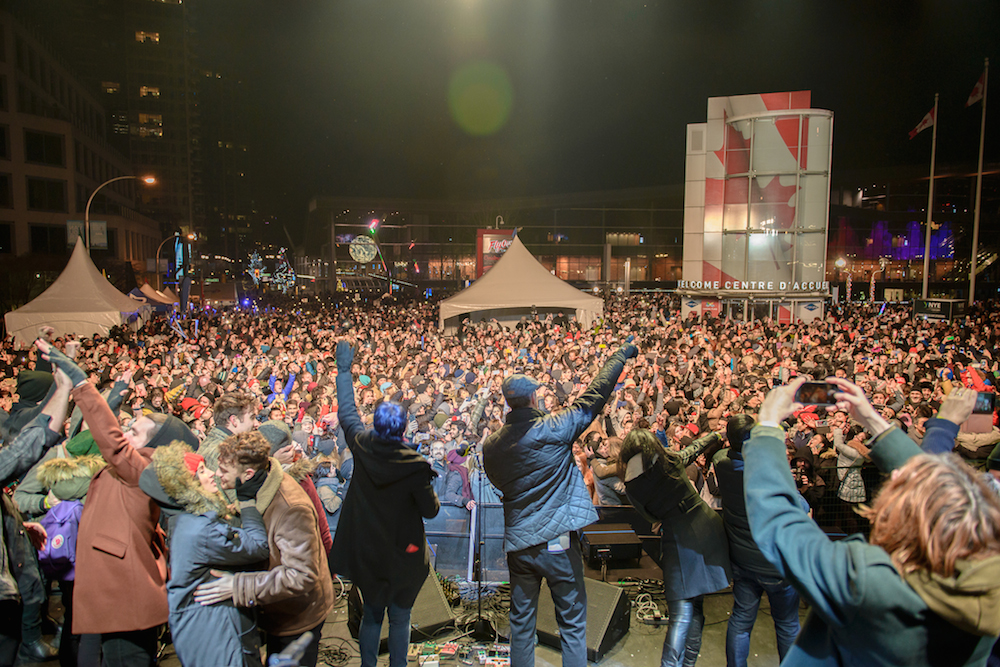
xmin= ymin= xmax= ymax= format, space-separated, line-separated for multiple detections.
xmin=908 ymin=108 xmax=935 ymax=139
xmin=967 ymin=70 xmax=986 ymax=106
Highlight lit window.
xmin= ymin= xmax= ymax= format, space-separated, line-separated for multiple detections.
xmin=102 ymin=81 xmax=120 ymax=94
xmin=135 ymin=31 xmax=160 ymax=43
xmin=137 ymin=113 xmax=163 ymax=138
xmin=139 ymin=86 xmax=160 ymax=98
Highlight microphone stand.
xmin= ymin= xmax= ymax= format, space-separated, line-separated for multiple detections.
xmin=469 ymin=444 xmax=496 ymax=641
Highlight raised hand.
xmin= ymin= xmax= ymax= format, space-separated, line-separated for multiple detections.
xmin=335 ymin=340 xmax=355 ymax=372
xmin=935 ymin=386 xmax=978 ymax=427
xmin=36 ymin=339 xmax=87 ymax=387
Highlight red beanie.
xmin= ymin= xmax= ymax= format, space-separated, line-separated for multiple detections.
xmin=183 ymin=452 xmax=205 ymax=475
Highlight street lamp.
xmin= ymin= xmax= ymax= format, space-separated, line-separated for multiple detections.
xmin=835 ymin=258 xmax=852 ymax=302
xmin=84 ymin=175 xmax=156 ymax=251
xmin=155 ymin=233 xmax=178 ymax=292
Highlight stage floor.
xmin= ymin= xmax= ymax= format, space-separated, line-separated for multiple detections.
xmin=148 ymin=577 xmax=805 ymax=667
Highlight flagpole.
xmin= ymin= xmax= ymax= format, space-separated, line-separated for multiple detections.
xmin=921 ymin=93 xmax=939 ymax=299
xmin=969 ymin=58 xmax=989 ymax=305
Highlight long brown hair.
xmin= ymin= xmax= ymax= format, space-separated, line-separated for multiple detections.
xmin=615 ymin=429 xmax=676 ymax=481
xmin=862 ymin=453 xmax=1000 ymax=577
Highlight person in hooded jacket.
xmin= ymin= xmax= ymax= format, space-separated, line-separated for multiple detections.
xmin=329 ymin=340 xmax=440 ymax=667
xmin=745 ymin=377 xmax=1000 ymax=666
xmin=32 ymin=435 xmax=104 ymax=667
xmin=38 ymin=340 xmax=200 ymax=667
xmin=139 ymin=442 xmax=270 ymax=667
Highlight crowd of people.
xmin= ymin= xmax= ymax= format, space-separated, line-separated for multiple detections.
xmin=0 ymin=292 xmax=999 ymax=666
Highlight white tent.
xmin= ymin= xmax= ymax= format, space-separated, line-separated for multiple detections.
xmin=4 ymin=238 xmax=150 ymax=346
xmin=438 ymin=235 xmax=603 ymax=330
xmin=160 ymin=286 xmax=180 ymax=303
xmin=139 ymin=283 xmax=175 ymax=305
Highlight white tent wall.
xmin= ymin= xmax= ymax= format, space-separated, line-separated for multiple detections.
xmin=4 ymin=238 xmax=150 ymax=346
xmin=438 ymin=236 xmax=603 ymax=331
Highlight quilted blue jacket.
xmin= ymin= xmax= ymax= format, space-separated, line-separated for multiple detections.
xmin=484 ymin=346 xmax=632 ymax=553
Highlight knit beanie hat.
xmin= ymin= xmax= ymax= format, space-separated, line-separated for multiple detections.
xmin=183 ymin=452 xmax=205 ymax=475
xmin=146 ymin=415 xmax=199 ymax=450
xmin=16 ymin=371 xmax=54 ymax=405
xmin=258 ymin=419 xmax=292 ymax=454
xmin=65 ymin=431 xmax=100 ymax=458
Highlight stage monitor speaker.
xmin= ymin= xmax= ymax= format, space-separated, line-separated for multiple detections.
xmin=347 ymin=570 xmax=455 ymax=653
xmin=536 ymin=577 xmax=630 ymax=662
xmin=581 ymin=523 xmax=643 ymax=564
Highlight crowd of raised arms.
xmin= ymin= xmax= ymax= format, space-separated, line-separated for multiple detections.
xmin=0 ymin=292 xmax=998 ymax=667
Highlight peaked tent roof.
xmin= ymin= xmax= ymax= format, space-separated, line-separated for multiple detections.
xmin=438 ymin=235 xmax=603 ymax=329
xmin=4 ymin=238 xmax=149 ymax=346
xmin=139 ymin=283 xmax=174 ymax=305
xmin=160 ymin=286 xmax=180 ymax=303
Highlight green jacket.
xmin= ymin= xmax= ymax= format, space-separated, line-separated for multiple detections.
xmin=744 ymin=424 xmax=1000 ymax=666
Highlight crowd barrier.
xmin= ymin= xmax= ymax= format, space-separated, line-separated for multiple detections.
xmin=420 ymin=462 xmax=907 ymax=582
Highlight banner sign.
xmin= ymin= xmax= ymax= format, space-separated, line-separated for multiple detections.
xmin=677 ymin=280 xmax=830 ymax=292
xmin=914 ymin=299 xmax=966 ymax=321
xmin=476 ymin=229 xmax=516 ymax=278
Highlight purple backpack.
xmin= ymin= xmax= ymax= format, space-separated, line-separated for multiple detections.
xmin=38 ymin=500 xmax=83 ymax=580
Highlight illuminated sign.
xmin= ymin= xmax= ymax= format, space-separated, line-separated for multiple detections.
xmin=476 ymin=229 xmax=516 ymax=278
xmin=677 ymin=280 xmax=830 ymax=292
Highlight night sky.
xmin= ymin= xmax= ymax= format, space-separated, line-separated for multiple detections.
xmin=197 ymin=0 xmax=999 ymax=226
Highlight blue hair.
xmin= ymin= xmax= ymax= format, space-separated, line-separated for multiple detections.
xmin=373 ymin=401 xmax=407 ymax=440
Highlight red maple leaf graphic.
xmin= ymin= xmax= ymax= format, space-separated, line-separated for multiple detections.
xmin=751 ymin=176 xmax=798 ymax=230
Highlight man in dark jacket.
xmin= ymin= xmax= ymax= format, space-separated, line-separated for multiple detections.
xmin=713 ymin=414 xmax=802 ymax=667
xmin=483 ymin=339 xmax=638 ymax=667
xmin=329 ymin=340 xmax=440 ymax=667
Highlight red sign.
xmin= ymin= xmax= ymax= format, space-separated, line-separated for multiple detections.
xmin=476 ymin=229 xmax=516 ymax=278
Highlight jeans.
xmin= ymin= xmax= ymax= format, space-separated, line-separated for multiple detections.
xmin=100 ymin=628 xmax=158 ymax=667
xmin=725 ymin=562 xmax=801 ymax=667
xmin=507 ymin=541 xmax=588 ymax=667
xmin=359 ymin=602 xmax=410 ymax=667
xmin=267 ymin=622 xmax=323 ymax=667
xmin=662 ymin=597 xmax=704 ymax=667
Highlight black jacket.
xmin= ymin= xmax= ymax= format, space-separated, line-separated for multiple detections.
xmin=330 ymin=369 xmax=439 ymax=609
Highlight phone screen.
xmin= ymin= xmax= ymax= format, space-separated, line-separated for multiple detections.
xmin=973 ymin=391 xmax=996 ymax=415
xmin=795 ymin=382 xmax=838 ymax=406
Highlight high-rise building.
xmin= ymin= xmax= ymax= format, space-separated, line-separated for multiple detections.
xmin=9 ymin=0 xmax=205 ymax=233
xmin=199 ymin=65 xmax=252 ymax=260
xmin=0 ymin=9 xmax=160 ymax=263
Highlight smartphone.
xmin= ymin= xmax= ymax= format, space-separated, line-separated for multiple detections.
xmin=973 ymin=391 xmax=996 ymax=415
xmin=795 ymin=382 xmax=839 ymax=406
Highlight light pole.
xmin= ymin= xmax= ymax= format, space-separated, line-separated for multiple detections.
xmin=368 ymin=218 xmax=392 ymax=296
xmin=835 ymin=258 xmax=851 ymax=302
xmin=85 ymin=175 xmax=156 ymax=251
xmin=155 ymin=233 xmax=179 ymax=292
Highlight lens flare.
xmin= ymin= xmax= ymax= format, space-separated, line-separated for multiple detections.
xmin=448 ymin=61 xmax=513 ymax=136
